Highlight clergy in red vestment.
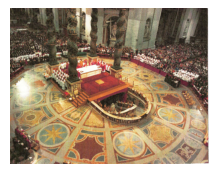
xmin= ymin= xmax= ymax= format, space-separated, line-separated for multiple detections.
xmin=97 ymin=59 xmax=101 ymax=66
xmin=80 ymin=59 xmax=83 ymax=68
xmin=90 ymin=59 xmax=94 ymax=65
xmin=100 ymin=60 xmax=103 ymax=68
xmin=101 ymin=62 xmax=106 ymax=72
xmin=83 ymin=62 xmax=86 ymax=67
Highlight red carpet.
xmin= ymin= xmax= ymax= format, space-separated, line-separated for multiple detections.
xmin=81 ymin=72 xmax=124 ymax=96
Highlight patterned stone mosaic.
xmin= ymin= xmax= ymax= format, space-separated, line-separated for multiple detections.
xmin=10 ymin=59 xmax=208 ymax=164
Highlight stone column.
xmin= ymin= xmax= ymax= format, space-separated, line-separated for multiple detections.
xmin=103 ymin=24 xmax=108 ymax=45
xmin=139 ymin=8 xmax=162 ymax=49
xmin=148 ymin=8 xmax=162 ymax=49
xmin=186 ymin=8 xmax=200 ymax=43
xmin=39 ymin=8 xmax=47 ymax=26
xmin=76 ymin=8 xmax=81 ymax=39
xmin=130 ymin=8 xmax=143 ymax=51
xmin=112 ymin=9 xmax=127 ymax=72
xmin=175 ymin=8 xmax=186 ymax=43
xmin=85 ymin=8 xmax=92 ymax=43
xmin=52 ymin=8 xmax=59 ymax=32
xmin=46 ymin=8 xmax=59 ymax=72
xmin=67 ymin=8 xmax=79 ymax=83
xmin=25 ymin=8 xmax=31 ymax=18
xmin=89 ymin=8 xmax=98 ymax=57
xmin=178 ymin=8 xmax=193 ymax=41
xmin=87 ymin=8 xmax=99 ymax=64
xmin=125 ymin=8 xmax=135 ymax=48
xmin=97 ymin=8 xmax=104 ymax=45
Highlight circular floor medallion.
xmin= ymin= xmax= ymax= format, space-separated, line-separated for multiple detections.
xmin=158 ymin=107 xmax=184 ymax=124
xmin=17 ymin=93 xmax=43 ymax=106
xmin=37 ymin=123 xmax=69 ymax=147
xmin=113 ymin=131 xmax=145 ymax=158
xmin=150 ymin=82 xmax=169 ymax=90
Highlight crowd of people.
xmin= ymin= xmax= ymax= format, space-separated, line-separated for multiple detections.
xmin=56 ymin=36 xmax=90 ymax=54
xmin=192 ymin=75 xmax=208 ymax=100
xmin=96 ymin=44 xmax=133 ymax=57
xmin=52 ymin=69 xmax=69 ymax=90
xmin=133 ymin=43 xmax=208 ymax=100
xmin=10 ymin=127 xmax=40 ymax=164
xmin=10 ymin=31 xmax=90 ymax=61
xmin=10 ymin=30 xmax=207 ymax=101
xmin=10 ymin=30 xmax=48 ymax=58
xmin=10 ymin=60 xmax=23 ymax=73
xmin=134 ymin=54 xmax=160 ymax=66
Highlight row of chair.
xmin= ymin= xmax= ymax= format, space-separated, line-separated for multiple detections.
xmin=10 ymin=66 xmax=24 ymax=79
xmin=182 ymin=90 xmax=196 ymax=106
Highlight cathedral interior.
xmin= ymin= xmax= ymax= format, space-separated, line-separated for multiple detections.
xmin=9 ymin=8 xmax=209 ymax=165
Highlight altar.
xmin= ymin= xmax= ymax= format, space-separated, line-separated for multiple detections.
xmin=77 ymin=65 xmax=102 ymax=79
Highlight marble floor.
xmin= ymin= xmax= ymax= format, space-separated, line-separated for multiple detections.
xmin=10 ymin=58 xmax=208 ymax=164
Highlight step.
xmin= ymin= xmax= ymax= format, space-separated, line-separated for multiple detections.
xmin=80 ymin=94 xmax=87 ymax=100
xmin=78 ymin=98 xmax=85 ymax=104
xmin=82 ymin=92 xmax=89 ymax=98
xmin=73 ymin=100 xmax=80 ymax=105
xmin=77 ymin=98 xmax=83 ymax=104
xmin=72 ymin=101 xmax=78 ymax=107
xmin=80 ymin=96 xmax=87 ymax=102
xmin=78 ymin=95 xmax=85 ymax=101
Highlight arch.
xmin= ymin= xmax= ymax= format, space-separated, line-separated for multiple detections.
xmin=103 ymin=14 xmax=119 ymax=25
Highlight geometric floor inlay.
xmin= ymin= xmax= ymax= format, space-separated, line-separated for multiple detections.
xmin=10 ymin=58 xmax=208 ymax=164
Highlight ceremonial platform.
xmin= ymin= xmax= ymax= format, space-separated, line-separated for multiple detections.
xmin=81 ymin=72 xmax=130 ymax=101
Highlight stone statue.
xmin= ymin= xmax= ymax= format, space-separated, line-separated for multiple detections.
xmin=46 ymin=8 xmax=58 ymax=66
xmin=89 ymin=8 xmax=98 ymax=57
xmin=183 ymin=19 xmax=190 ymax=37
xmin=111 ymin=22 xmax=117 ymax=38
xmin=67 ymin=8 xmax=79 ymax=83
xmin=112 ymin=9 xmax=127 ymax=70
xmin=143 ymin=18 xmax=151 ymax=41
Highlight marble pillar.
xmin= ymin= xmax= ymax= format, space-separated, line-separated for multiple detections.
xmin=179 ymin=8 xmax=192 ymax=40
xmin=103 ymin=24 xmax=108 ymax=46
xmin=76 ymin=8 xmax=81 ymax=38
xmin=97 ymin=8 xmax=104 ymax=45
xmin=125 ymin=8 xmax=161 ymax=51
xmin=89 ymin=8 xmax=98 ymax=57
xmin=186 ymin=9 xmax=200 ymax=43
xmin=131 ymin=8 xmax=144 ymax=51
xmin=85 ymin=8 xmax=92 ymax=44
xmin=148 ymin=8 xmax=162 ymax=49
xmin=67 ymin=8 xmax=79 ymax=83
xmin=139 ymin=8 xmax=162 ymax=50
xmin=112 ymin=9 xmax=127 ymax=70
xmin=176 ymin=8 xmax=200 ymax=43
xmin=52 ymin=8 xmax=59 ymax=32
xmin=125 ymin=8 xmax=135 ymax=48
xmin=39 ymin=8 xmax=47 ymax=26
xmin=175 ymin=9 xmax=186 ymax=43
xmin=46 ymin=8 xmax=58 ymax=66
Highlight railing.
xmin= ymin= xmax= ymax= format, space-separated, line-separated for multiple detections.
xmin=89 ymin=88 xmax=151 ymax=124
xmin=90 ymin=101 xmax=142 ymax=124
